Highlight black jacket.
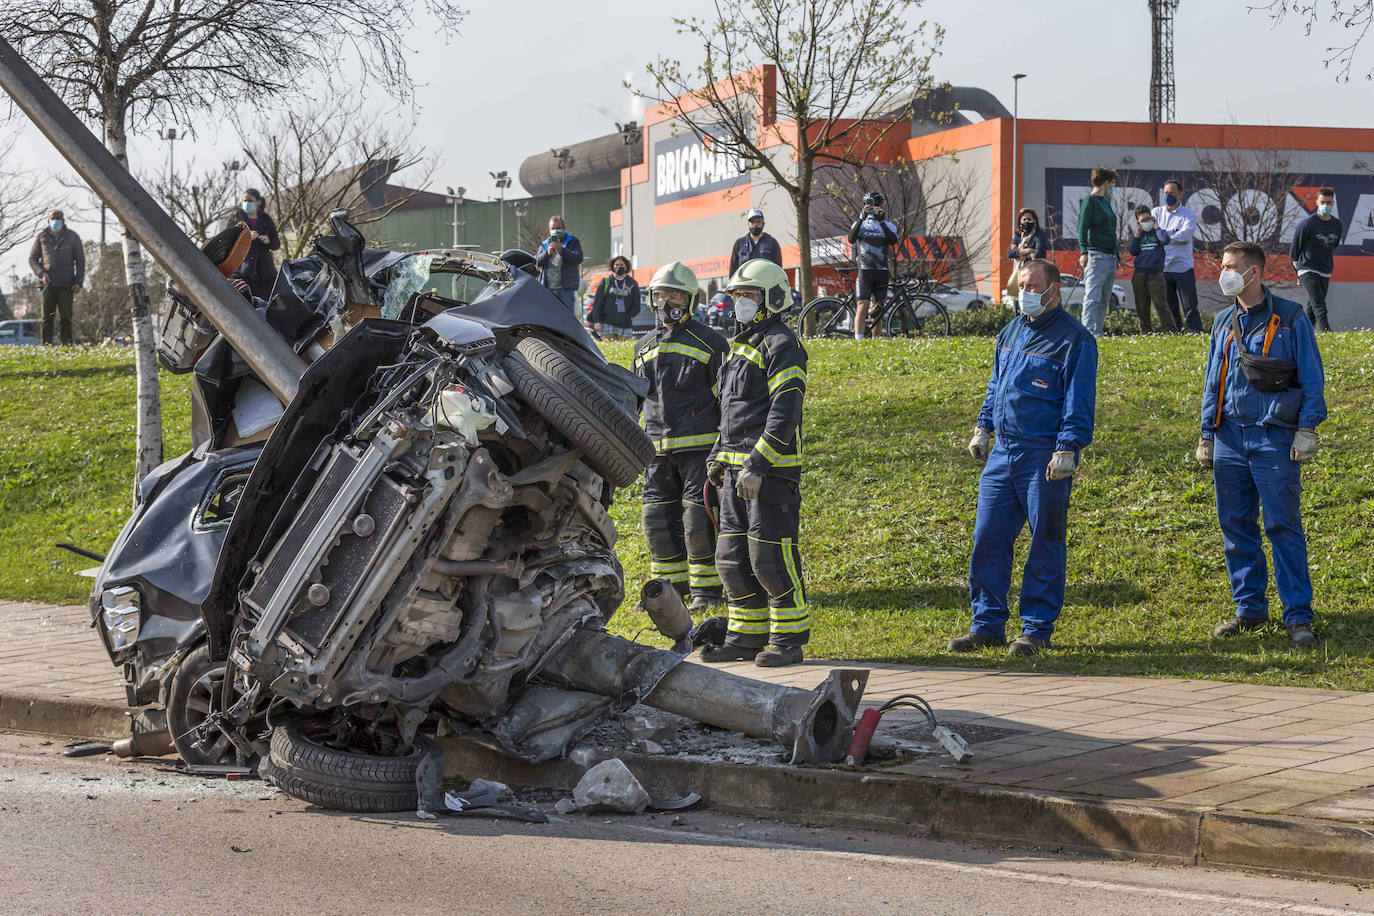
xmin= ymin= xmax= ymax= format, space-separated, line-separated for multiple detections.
xmin=633 ymin=319 xmax=729 ymax=453
xmin=728 ymin=232 xmax=783 ymax=276
xmin=28 ymin=228 xmax=85 ymax=288
xmin=710 ymin=315 xmax=807 ymax=481
xmin=590 ymin=274 xmax=642 ymax=328
xmin=225 ymin=208 xmax=281 ymax=298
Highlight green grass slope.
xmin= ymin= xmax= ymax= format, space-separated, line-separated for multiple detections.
xmin=3 ymin=334 xmax=1372 ymax=688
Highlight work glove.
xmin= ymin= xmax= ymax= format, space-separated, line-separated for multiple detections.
xmin=707 ymin=460 xmax=725 ymax=489
xmin=1045 ymin=450 xmax=1077 ymax=481
xmin=734 ymin=466 xmax=763 ymax=500
xmin=1196 ymin=437 xmax=1213 ymax=469
xmin=966 ymin=427 xmax=991 ymax=461
xmin=1291 ymin=429 xmax=1319 ymax=464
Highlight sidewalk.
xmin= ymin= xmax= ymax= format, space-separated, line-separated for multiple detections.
xmin=6 ymin=600 xmax=1374 ymax=825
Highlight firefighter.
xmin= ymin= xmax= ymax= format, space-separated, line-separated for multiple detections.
xmin=702 ymin=258 xmax=809 ymax=667
xmin=633 ymin=262 xmax=730 ymax=610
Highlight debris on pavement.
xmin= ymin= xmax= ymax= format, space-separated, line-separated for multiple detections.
xmin=570 ymin=759 xmax=651 ymax=815
xmin=63 ymin=742 xmax=112 ymax=758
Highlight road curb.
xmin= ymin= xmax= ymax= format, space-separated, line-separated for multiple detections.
xmin=437 ymin=736 xmax=1374 ymax=883
xmin=6 ymin=690 xmax=1372 ymax=883
xmin=0 ymin=691 xmax=127 ymax=740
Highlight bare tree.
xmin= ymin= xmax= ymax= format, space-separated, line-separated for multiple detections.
xmin=640 ymin=0 xmax=944 ymax=303
xmin=2 ymin=0 xmax=464 ymax=492
xmin=242 ymin=98 xmax=436 ymax=258
xmin=1258 ymin=1 xmax=1374 ymax=81
xmin=813 ymin=153 xmax=991 ymax=289
xmin=0 ymin=134 xmax=49 ymax=260
xmin=148 ymin=158 xmax=245 ymax=245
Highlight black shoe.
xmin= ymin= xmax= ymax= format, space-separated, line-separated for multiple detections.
xmin=688 ymin=595 xmax=720 ymax=613
xmin=699 ymin=643 xmax=761 ymax=663
xmin=1214 ymin=616 xmax=1267 ymax=638
xmin=1287 ymin=622 xmax=1317 ymax=648
xmin=755 ymin=645 xmax=804 ymax=668
xmin=1008 ymin=634 xmax=1050 ymax=656
xmin=946 ymin=631 xmax=1007 ymax=652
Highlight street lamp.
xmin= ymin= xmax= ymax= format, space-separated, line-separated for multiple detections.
xmin=490 ymin=170 xmax=512 ymax=250
xmin=512 ymin=200 xmax=529 ymax=249
xmin=445 ymin=185 xmax=467 ymax=247
xmin=1011 ymin=74 xmax=1026 ymax=225
xmin=551 ymin=147 xmax=573 ymax=217
xmin=616 ymin=121 xmax=641 ymax=265
xmin=160 ymin=126 xmax=179 ymax=215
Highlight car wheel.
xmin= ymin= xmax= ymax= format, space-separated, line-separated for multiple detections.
xmin=260 ymin=721 xmax=438 ymax=812
xmin=1111 ymin=294 xmax=1121 ymax=309
xmin=166 ymin=645 xmax=253 ymax=766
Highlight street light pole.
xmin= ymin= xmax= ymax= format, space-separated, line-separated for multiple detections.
xmin=551 ymin=148 xmax=573 ymax=218
xmin=1011 ymin=74 xmax=1026 ymax=228
xmin=489 ymin=170 xmax=511 ymax=251
xmin=616 ymin=121 xmax=641 ymax=265
xmin=160 ymin=126 xmax=179 ymax=217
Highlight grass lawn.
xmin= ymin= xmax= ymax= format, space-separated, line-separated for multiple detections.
xmin=3 ymin=333 xmax=1373 ymax=689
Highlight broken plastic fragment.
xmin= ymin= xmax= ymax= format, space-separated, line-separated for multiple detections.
xmin=572 ymin=759 xmax=650 ymax=814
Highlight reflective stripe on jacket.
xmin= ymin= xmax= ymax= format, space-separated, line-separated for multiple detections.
xmin=634 ymin=319 xmax=729 ymax=453
xmin=710 ymin=316 xmax=807 ymax=480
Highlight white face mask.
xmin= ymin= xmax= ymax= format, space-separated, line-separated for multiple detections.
xmin=1218 ymin=266 xmax=1253 ymax=298
xmin=1018 ymin=289 xmax=1046 ymax=318
xmin=733 ymin=296 xmax=760 ymax=324
xmin=1140 ymin=219 xmax=1156 ymax=231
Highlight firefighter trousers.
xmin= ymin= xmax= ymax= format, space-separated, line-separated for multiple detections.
xmin=642 ymin=450 xmax=722 ymax=599
xmin=715 ymin=469 xmax=809 ymax=648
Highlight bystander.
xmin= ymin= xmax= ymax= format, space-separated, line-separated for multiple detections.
xmin=1151 ymin=179 xmax=1203 ymax=333
xmin=535 ymin=215 xmax=584 ymax=313
xmin=1289 ymin=188 xmax=1343 ymax=332
xmin=27 ymin=209 xmax=83 ymax=345
xmin=1076 ymin=167 xmax=1118 ymax=337
xmin=1127 ymin=205 xmax=1178 ymax=333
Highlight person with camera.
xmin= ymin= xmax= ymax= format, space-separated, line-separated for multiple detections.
xmin=535 ymin=215 xmax=584 ymax=313
xmin=1198 ymin=242 xmax=1326 ymax=648
xmin=224 ymin=188 xmax=280 ymax=300
xmin=847 ymin=191 xmax=899 ymax=340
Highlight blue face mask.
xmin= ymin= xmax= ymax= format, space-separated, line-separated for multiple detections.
xmin=1018 ymin=289 xmax=1046 ymax=318
xmin=49 ymin=219 xmax=63 ymax=233
xmin=1164 ymin=193 xmax=1179 ymax=207
xmin=1318 ymin=203 xmax=1333 ymax=218
xmin=243 ymin=200 xmax=257 ymax=215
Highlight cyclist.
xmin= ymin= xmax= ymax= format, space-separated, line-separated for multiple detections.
xmin=848 ymin=191 xmax=900 ymax=340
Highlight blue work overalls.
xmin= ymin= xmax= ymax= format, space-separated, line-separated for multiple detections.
xmin=970 ymin=306 xmax=1098 ymax=642
xmin=1200 ymin=289 xmax=1326 ymax=626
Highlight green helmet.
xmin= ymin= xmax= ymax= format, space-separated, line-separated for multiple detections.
xmin=725 ymin=258 xmax=791 ymax=314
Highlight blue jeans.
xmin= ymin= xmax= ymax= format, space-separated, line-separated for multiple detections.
xmin=550 ymin=287 xmax=577 ymax=313
xmin=969 ymin=443 xmax=1074 ymax=642
xmin=1081 ymin=251 xmax=1116 ymax=337
xmin=1213 ymin=421 xmax=1313 ymax=626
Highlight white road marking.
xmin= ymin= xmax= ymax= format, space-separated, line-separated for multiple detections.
xmin=619 ymin=822 xmax=1369 ymax=916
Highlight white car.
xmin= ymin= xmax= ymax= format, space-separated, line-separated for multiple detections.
xmin=927 ymin=286 xmax=994 ymax=313
xmin=1058 ymin=274 xmax=1128 ymax=312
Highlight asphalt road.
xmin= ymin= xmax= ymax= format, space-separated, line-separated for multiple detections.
xmin=0 ymin=731 xmax=1369 ymax=915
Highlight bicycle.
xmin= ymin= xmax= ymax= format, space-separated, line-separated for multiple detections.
xmin=796 ymin=269 xmax=951 ymax=339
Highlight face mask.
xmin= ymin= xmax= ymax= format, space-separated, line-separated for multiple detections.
xmin=734 ymin=296 xmax=760 ymax=324
xmin=243 ymin=200 xmax=257 ymax=215
xmin=1218 ymin=267 xmax=1253 ymax=298
xmin=1103 ymin=187 xmax=1113 ymax=199
xmin=1318 ymin=204 xmax=1333 ymax=218
xmin=749 ymin=225 xmax=763 ymax=237
xmin=1018 ymin=289 xmax=1046 ymax=318
xmin=49 ymin=219 xmax=63 ymax=233
xmin=1141 ymin=219 xmax=1156 ymax=231
xmin=613 ymin=265 xmax=627 ymax=275
xmin=1164 ymin=193 xmax=1179 ymax=207
xmin=1020 ymin=220 xmax=1035 ymax=231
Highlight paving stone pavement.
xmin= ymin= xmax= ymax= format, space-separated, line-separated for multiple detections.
xmin=6 ymin=599 xmax=1374 ymax=823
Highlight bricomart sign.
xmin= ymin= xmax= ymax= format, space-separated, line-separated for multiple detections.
xmin=654 ymin=128 xmax=750 ymax=204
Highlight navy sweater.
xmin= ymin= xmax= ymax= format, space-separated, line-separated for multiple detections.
xmin=1289 ymin=214 xmax=1343 ymax=277
xmin=1128 ymin=227 xmax=1171 ymax=274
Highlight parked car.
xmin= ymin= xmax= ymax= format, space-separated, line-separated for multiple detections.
xmin=0 ymin=319 xmax=40 ymax=345
xmin=928 ymin=287 xmax=993 ymax=313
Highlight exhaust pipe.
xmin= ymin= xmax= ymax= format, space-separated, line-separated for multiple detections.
xmin=640 ymin=578 xmax=692 ymax=645
xmin=542 ymin=629 xmax=868 ymax=764
xmin=0 ymin=38 xmax=306 ymax=405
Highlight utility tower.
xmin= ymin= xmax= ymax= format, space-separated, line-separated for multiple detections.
xmin=1149 ymin=0 xmax=1179 ymax=124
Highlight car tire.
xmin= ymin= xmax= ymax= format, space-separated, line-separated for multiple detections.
xmin=167 ymin=644 xmax=250 ymax=766
xmin=504 ymin=336 xmax=655 ymax=487
xmin=260 ymin=721 xmax=437 ymax=812
xmin=1111 ymin=294 xmax=1121 ymax=309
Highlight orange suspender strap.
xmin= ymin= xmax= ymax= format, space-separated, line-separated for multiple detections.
xmin=1261 ymin=313 xmax=1281 ymax=355
xmin=1214 ymin=329 xmax=1234 ymax=427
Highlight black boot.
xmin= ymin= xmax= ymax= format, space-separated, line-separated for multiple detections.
xmin=1287 ymin=622 xmax=1317 ymax=648
xmin=946 ymin=631 xmax=1007 ymax=652
xmin=755 ymin=644 xmax=804 ymax=667
xmin=1008 ymin=634 xmax=1050 ymax=657
xmin=699 ymin=643 xmax=761 ymax=663
xmin=1213 ymin=616 xmax=1267 ymax=638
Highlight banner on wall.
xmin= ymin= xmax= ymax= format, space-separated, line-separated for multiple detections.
xmin=653 ymin=127 xmax=751 ymax=204
xmin=1043 ymin=167 xmax=1374 ymax=254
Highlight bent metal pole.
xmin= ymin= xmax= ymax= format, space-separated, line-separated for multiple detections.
xmin=0 ymin=38 xmax=305 ymax=404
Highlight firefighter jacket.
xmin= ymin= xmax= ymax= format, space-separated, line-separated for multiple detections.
xmin=633 ymin=318 xmax=729 ymax=453
xmin=710 ymin=315 xmax=807 ymax=482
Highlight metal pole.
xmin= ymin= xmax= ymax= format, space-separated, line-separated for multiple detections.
xmin=0 ymin=37 xmax=306 ymax=403
xmin=499 ymin=186 xmax=505 ymax=251
xmin=1012 ymin=74 xmax=1026 ymax=225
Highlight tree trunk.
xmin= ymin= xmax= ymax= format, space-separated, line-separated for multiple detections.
xmin=795 ymin=163 xmax=816 ymax=335
xmin=106 ymin=126 xmax=163 ymax=502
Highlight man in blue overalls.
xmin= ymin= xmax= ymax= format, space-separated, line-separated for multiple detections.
xmin=1198 ymin=241 xmax=1326 ymax=648
xmin=948 ymin=258 xmax=1098 ymax=656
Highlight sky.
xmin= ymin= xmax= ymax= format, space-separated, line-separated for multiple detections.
xmin=2 ymin=0 xmax=1371 ymax=284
